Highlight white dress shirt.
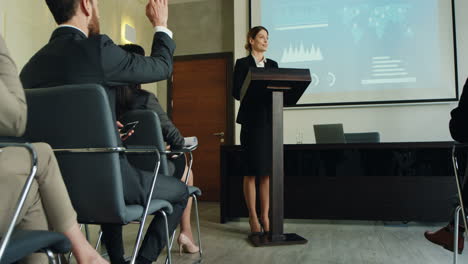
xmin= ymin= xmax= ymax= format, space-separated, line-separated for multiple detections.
xmin=252 ymin=54 xmax=267 ymax=68
xmin=154 ymin=26 xmax=173 ymax=38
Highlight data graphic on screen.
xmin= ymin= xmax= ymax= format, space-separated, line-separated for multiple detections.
xmin=252 ymin=0 xmax=458 ymax=106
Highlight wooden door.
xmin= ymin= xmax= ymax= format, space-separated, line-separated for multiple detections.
xmin=170 ymin=53 xmax=233 ymax=201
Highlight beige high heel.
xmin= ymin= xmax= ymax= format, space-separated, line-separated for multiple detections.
xmin=177 ymin=233 xmax=199 ymax=255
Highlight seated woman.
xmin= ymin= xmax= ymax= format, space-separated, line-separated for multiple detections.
xmin=0 ymin=35 xmax=108 ymax=264
xmin=114 ymin=43 xmax=199 ymax=254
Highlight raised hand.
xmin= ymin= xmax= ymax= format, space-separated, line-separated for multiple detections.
xmin=146 ymin=0 xmax=168 ymax=27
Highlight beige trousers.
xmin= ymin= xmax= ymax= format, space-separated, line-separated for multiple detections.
xmin=0 ymin=142 xmax=77 ymax=263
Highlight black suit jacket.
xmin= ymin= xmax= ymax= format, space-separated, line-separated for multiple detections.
xmin=450 ymin=78 xmax=468 ymax=142
xmin=19 ymin=26 xmax=176 ymax=205
xmin=20 ymin=27 xmax=175 ymax=120
xmin=232 ymin=55 xmax=278 ymax=125
xmin=132 ymin=90 xmax=185 ymax=148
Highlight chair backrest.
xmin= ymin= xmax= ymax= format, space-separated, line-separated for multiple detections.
xmin=23 ymin=84 xmax=129 ymax=224
xmin=314 ymin=124 xmax=345 ymax=144
xmin=120 ymin=110 xmax=170 ymax=176
xmin=344 ymin=132 xmax=380 ymax=143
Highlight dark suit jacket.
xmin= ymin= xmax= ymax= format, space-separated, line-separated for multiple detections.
xmin=132 ymin=90 xmax=185 ymax=148
xmin=19 ymin=26 xmax=176 ymax=206
xmin=20 ymin=27 xmax=175 ymax=120
xmin=450 ymin=78 xmax=468 ymax=142
xmin=232 ymin=55 xmax=278 ymax=125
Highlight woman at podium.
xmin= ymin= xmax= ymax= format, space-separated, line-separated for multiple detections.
xmin=232 ymin=26 xmax=278 ymax=236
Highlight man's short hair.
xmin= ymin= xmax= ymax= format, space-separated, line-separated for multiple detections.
xmin=45 ymin=0 xmax=80 ymax=24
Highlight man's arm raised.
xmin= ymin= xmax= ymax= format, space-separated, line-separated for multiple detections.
xmin=101 ymin=0 xmax=175 ymax=86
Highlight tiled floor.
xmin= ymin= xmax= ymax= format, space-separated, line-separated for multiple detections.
xmin=80 ymin=202 xmax=468 ymax=264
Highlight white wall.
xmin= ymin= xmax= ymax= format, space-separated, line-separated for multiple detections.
xmin=156 ymin=0 xmax=234 ymax=111
xmin=234 ymin=0 xmax=468 ymax=144
xmin=233 ymin=0 xmax=249 ymax=144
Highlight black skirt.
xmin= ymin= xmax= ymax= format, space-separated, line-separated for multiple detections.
xmin=240 ymin=122 xmax=272 ymax=177
xmin=170 ymin=154 xmax=187 ymax=180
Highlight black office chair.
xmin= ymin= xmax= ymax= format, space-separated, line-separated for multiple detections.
xmin=451 ymin=142 xmax=468 ymax=264
xmin=120 ymin=110 xmax=203 ymax=260
xmin=23 ymin=84 xmax=174 ymax=264
xmin=0 ymin=139 xmax=71 ymax=264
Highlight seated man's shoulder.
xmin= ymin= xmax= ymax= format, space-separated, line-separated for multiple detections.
xmin=87 ymin=34 xmax=115 ymax=47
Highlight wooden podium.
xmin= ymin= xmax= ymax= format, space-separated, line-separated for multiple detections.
xmin=240 ymin=67 xmax=311 ymax=246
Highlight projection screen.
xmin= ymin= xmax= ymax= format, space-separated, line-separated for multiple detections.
xmin=250 ymin=0 xmax=459 ymax=106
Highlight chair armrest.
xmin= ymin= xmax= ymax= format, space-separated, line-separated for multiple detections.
xmin=170 ymin=145 xmax=197 ymax=153
xmin=169 ymin=136 xmax=198 ymax=156
xmin=53 ymin=147 xmax=126 ymax=153
xmin=124 ymin=145 xmax=159 ymax=154
xmin=162 ymin=146 xmax=196 ymax=161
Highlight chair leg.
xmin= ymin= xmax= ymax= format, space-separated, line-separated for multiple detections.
xmin=129 ymin=213 xmax=151 ymax=264
xmin=67 ymin=250 xmax=73 ymax=263
xmin=0 ymin=143 xmax=38 ymax=264
xmin=193 ymin=194 xmax=203 ymax=257
xmin=46 ymin=249 xmax=57 ymax=264
xmin=455 ymin=206 xmax=461 ymax=264
xmin=95 ymin=229 xmax=103 ymax=250
xmin=161 ymin=211 xmax=172 ymax=264
xmin=452 ymin=146 xmax=468 ymax=238
xmin=165 ymin=228 xmax=176 ymax=264
xmin=84 ymin=224 xmax=90 ymax=241
xmin=164 ymin=194 xmax=202 ymax=263
xmin=168 ymin=229 xmax=176 ymax=251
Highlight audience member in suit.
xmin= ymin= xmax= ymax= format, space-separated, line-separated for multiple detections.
xmin=424 ymin=78 xmax=468 ymax=254
xmin=0 ymin=35 xmax=108 ymax=264
xmin=19 ymin=0 xmax=188 ymax=263
xmin=116 ymin=43 xmax=200 ymax=254
xmin=232 ymin=26 xmax=278 ymax=236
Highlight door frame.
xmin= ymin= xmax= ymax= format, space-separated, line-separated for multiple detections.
xmin=167 ymin=52 xmax=235 ymax=145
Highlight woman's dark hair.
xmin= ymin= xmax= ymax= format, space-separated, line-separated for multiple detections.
xmin=244 ymin=26 xmax=269 ymax=52
xmin=116 ymin=44 xmax=146 ymax=119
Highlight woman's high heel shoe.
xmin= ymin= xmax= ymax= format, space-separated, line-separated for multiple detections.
xmin=177 ymin=233 xmax=199 ymax=255
xmin=259 ymin=217 xmax=270 ymax=234
xmin=248 ymin=218 xmax=264 ymax=239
